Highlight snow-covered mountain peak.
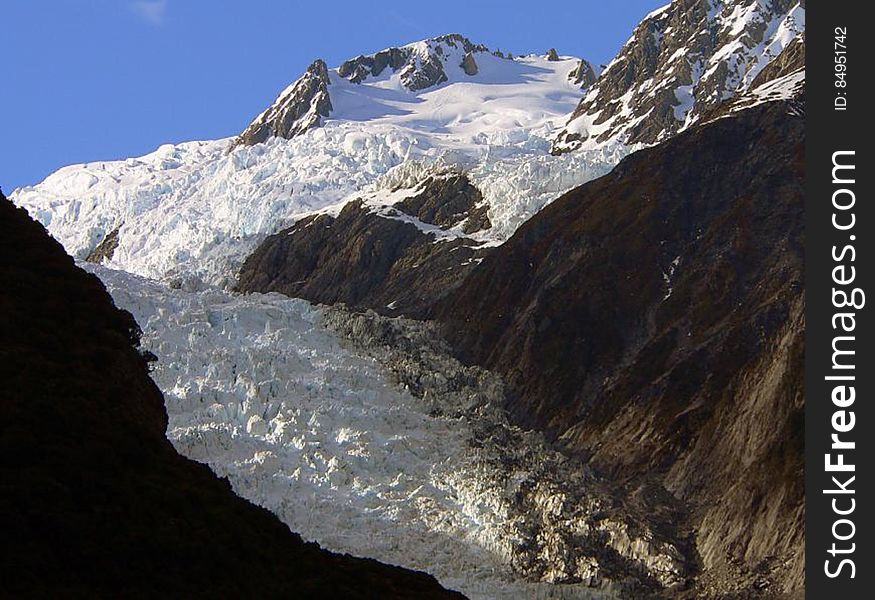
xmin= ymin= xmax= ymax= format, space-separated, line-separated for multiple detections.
xmin=12 ymin=16 xmax=805 ymax=287
xmin=237 ymin=34 xmax=598 ymax=147
xmin=12 ymin=37 xmax=607 ymax=286
xmin=552 ymin=0 xmax=805 ymax=154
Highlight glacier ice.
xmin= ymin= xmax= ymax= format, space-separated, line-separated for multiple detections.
xmin=90 ymin=264 xmax=685 ymax=599
xmin=13 ymin=53 xmax=621 ymax=287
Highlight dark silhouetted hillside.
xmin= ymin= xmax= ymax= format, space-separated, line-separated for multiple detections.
xmin=0 ymin=191 xmax=463 ymax=599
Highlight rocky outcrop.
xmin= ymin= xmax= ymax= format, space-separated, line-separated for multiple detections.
xmin=236 ymin=200 xmax=484 ymax=318
xmin=553 ymin=0 xmax=805 ymax=153
xmin=546 ymin=48 xmax=560 ymax=61
xmin=0 ymin=191 xmax=463 ymax=599
xmin=460 ymin=51 xmax=479 ymax=76
xmin=338 ymin=34 xmax=489 ymax=91
xmin=437 ymin=101 xmax=804 ymax=598
xmin=394 ymin=174 xmax=491 ymax=234
xmin=85 ymin=224 xmax=121 ymax=263
xmin=750 ymin=34 xmax=804 ymax=88
xmin=236 ymin=174 xmax=491 ymax=317
xmin=338 ymin=47 xmax=409 ymax=82
xmin=236 ymin=59 xmax=333 ymax=146
xmin=568 ymin=59 xmax=597 ymax=88
xmin=703 ymin=36 xmax=804 ymax=122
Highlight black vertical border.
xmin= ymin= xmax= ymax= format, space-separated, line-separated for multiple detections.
xmin=806 ymin=1 xmax=870 ymax=597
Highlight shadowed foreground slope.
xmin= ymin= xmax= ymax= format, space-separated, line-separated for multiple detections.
xmin=0 ymin=192 xmax=463 ymax=599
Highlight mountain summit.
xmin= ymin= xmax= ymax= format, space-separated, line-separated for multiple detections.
xmin=236 ymin=35 xmax=598 ymax=147
xmin=13 ymin=36 xmax=599 ymax=286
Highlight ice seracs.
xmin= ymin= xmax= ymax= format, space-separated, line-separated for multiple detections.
xmin=12 ymin=36 xmax=605 ymax=287
xmin=91 ymin=264 xmax=682 ymax=599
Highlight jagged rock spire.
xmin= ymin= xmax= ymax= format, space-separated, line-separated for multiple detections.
xmin=236 ymin=59 xmax=333 ymax=147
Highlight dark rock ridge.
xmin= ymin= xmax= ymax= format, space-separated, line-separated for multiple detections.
xmin=338 ymin=46 xmax=409 ymax=83
xmin=236 ymin=192 xmax=486 ymax=319
xmin=236 ymin=59 xmax=333 ymax=146
xmin=338 ymin=34 xmax=489 ymax=91
xmin=553 ymin=0 xmax=804 ymax=153
xmin=85 ymin=224 xmax=121 ymax=263
xmin=436 ymin=101 xmax=804 ymax=598
xmin=0 ymin=191 xmax=463 ymax=599
xmin=568 ymin=58 xmax=597 ymax=88
xmin=393 ymin=174 xmax=491 ymax=234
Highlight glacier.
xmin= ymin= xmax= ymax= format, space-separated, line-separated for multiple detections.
xmin=90 ymin=264 xmax=665 ymax=599
xmin=13 ymin=50 xmax=621 ymax=288
xmin=9 ymin=37 xmax=672 ymax=598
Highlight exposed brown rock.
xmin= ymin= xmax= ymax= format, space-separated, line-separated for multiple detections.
xmin=701 ymin=37 xmax=805 ymax=124
xmin=394 ymin=175 xmax=491 ymax=233
xmin=236 ymin=199 xmax=485 ymax=318
xmin=85 ymin=224 xmax=121 ymax=264
xmin=236 ymin=59 xmax=333 ymax=146
xmin=750 ymin=35 xmax=804 ymax=88
xmin=339 ymin=35 xmax=489 ymax=91
xmin=437 ymin=101 xmax=804 ymax=599
xmin=339 ymin=47 xmax=409 ymax=82
xmin=401 ymin=57 xmax=450 ymax=91
xmin=460 ymin=51 xmax=479 ymax=76
xmin=568 ymin=59 xmax=597 ymax=88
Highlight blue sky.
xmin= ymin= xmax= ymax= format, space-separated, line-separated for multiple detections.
xmin=1 ymin=0 xmax=665 ymax=191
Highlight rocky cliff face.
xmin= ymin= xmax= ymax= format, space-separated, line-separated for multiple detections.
xmin=235 ymin=175 xmax=490 ymax=318
xmin=338 ymin=34 xmax=489 ymax=90
xmin=0 ymin=192 xmax=462 ymax=599
xmin=710 ymin=34 xmax=804 ymax=118
xmin=749 ymin=32 xmax=804 ymax=86
xmin=568 ymin=58 xmax=598 ymax=88
xmin=437 ymin=101 xmax=804 ymax=598
xmin=552 ymin=0 xmax=804 ymax=154
xmin=236 ymin=58 xmax=333 ymax=146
